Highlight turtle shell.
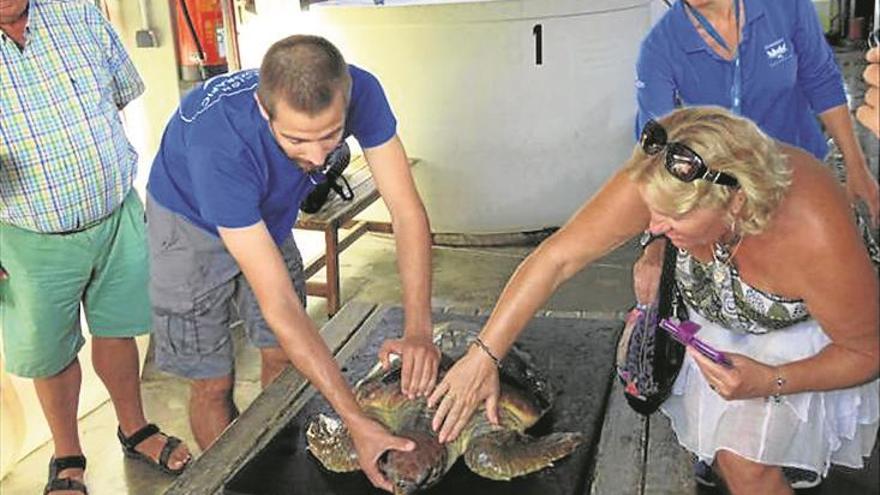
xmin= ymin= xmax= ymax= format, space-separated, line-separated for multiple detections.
xmin=307 ymin=321 xmax=583 ymax=494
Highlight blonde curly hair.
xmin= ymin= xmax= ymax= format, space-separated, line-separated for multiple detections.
xmin=626 ymin=106 xmax=792 ymax=235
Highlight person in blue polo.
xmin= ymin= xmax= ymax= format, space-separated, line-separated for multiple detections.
xmin=635 ymin=0 xmax=879 ymax=226
xmin=146 ymin=34 xmax=438 ymax=491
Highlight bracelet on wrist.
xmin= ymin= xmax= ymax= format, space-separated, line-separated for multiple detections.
xmin=771 ymin=367 xmax=786 ymax=403
xmin=472 ymin=336 xmax=502 ymax=368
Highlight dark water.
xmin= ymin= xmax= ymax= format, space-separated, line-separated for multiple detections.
xmin=225 ymin=307 xmax=621 ymax=495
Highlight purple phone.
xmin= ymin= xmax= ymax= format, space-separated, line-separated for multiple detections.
xmin=659 ymin=318 xmax=733 ymax=367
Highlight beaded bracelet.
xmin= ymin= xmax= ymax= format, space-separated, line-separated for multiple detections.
xmin=472 ymin=337 xmax=502 ymax=368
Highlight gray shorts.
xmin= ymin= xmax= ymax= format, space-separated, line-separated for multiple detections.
xmin=146 ymin=196 xmax=306 ymax=379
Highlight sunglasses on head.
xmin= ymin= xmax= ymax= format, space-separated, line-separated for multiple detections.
xmin=639 ymin=120 xmax=739 ymax=188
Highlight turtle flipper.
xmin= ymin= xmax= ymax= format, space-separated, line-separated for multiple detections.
xmin=306 ymin=414 xmax=359 ymax=472
xmin=463 ymin=430 xmax=583 ymax=481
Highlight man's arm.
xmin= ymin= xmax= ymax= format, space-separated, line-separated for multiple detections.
xmin=218 ymin=222 xmax=412 ymax=491
xmin=363 ymin=136 xmax=439 ymax=399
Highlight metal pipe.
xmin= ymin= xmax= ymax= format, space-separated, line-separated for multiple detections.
xmin=137 ymin=0 xmax=150 ymax=30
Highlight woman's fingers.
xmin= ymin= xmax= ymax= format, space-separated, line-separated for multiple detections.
xmin=431 ymin=389 xmax=455 ymax=432
xmin=437 ymin=395 xmax=471 ymax=443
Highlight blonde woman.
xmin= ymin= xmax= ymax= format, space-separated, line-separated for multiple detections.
xmin=428 ymin=107 xmax=879 ymax=495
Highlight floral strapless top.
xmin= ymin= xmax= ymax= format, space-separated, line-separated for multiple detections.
xmin=675 ymin=247 xmax=810 ymax=334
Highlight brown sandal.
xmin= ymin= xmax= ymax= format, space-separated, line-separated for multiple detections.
xmin=117 ymin=423 xmax=190 ymax=475
xmin=44 ymin=455 xmax=87 ymax=494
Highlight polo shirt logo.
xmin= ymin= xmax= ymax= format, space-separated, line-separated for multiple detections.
xmin=180 ymin=70 xmax=258 ymax=123
xmin=764 ymin=38 xmax=791 ymax=67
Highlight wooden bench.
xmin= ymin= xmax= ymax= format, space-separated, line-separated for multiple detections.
xmin=295 ymin=156 xmax=419 ymax=317
xmin=590 ymin=380 xmax=697 ymax=495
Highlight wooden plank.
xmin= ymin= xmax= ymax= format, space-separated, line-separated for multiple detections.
xmin=643 ymin=413 xmax=696 ymax=494
xmin=364 ymin=220 xmax=394 ymax=234
xmin=337 ymin=220 xmax=371 ymax=251
xmin=589 ymin=380 xmax=647 ymax=495
xmin=164 ymin=301 xmax=379 ymax=495
xmin=325 ymin=227 xmax=340 ymax=314
xmin=305 ymin=281 xmax=327 ymax=297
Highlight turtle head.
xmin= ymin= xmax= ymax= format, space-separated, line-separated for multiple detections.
xmin=379 ymin=430 xmax=448 ymax=494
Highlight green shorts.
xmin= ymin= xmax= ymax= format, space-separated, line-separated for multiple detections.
xmin=0 ymin=191 xmax=151 ymax=378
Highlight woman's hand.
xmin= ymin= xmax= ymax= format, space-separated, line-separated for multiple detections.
xmin=346 ymin=414 xmax=416 ymax=492
xmin=427 ymin=345 xmax=501 ymax=443
xmin=378 ymin=334 xmax=441 ymax=399
xmin=687 ymin=347 xmax=777 ymax=400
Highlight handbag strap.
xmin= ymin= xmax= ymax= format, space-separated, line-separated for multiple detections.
xmin=656 ymin=239 xmax=679 ymax=319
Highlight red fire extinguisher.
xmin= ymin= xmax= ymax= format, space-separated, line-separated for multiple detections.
xmin=176 ymin=0 xmax=228 ymax=81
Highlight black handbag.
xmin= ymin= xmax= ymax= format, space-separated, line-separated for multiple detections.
xmin=300 ymin=141 xmax=354 ymax=214
xmin=615 ymin=235 xmax=688 ymax=415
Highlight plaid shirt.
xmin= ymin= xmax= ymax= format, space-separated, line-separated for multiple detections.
xmin=0 ymin=0 xmax=145 ymax=233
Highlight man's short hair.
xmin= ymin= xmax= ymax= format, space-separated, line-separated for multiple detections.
xmin=257 ymin=35 xmax=352 ymax=119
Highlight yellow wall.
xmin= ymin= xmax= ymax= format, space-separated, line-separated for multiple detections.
xmin=103 ymin=0 xmax=181 ymax=195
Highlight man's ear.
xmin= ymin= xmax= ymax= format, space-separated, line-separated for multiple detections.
xmin=254 ymin=93 xmax=270 ymax=121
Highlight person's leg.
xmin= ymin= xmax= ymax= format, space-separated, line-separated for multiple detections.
xmin=146 ymin=195 xmax=259 ymax=451
xmin=33 ymin=359 xmax=85 ymax=493
xmin=715 ymin=449 xmax=792 ymax=495
xmin=91 ymin=337 xmax=190 ymax=469
xmin=87 ymin=192 xmax=191 ymax=468
xmin=260 ymin=347 xmax=290 ymax=388
xmin=189 ymin=374 xmax=239 ymax=449
xmin=0 ymin=222 xmax=93 ymax=493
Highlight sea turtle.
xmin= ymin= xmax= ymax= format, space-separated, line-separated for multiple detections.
xmin=306 ymin=321 xmax=584 ymax=494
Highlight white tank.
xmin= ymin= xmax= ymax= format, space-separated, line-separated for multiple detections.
xmin=247 ymin=0 xmax=652 ymax=234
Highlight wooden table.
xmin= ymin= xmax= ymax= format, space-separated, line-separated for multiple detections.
xmin=295 ymin=156 xmax=419 ymax=317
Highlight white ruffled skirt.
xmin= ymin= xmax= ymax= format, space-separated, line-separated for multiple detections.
xmin=660 ymin=310 xmax=879 ymax=476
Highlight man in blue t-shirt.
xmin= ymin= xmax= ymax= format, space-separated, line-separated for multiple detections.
xmin=146 ymin=35 xmax=436 ymax=490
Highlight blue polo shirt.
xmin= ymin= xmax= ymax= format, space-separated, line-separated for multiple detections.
xmin=147 ymin=65 xmax=396 ymax=245
xmin=635 ymin=0 xmax=845 ymax=160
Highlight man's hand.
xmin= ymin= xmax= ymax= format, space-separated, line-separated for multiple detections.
xmin=0 ymin=265 xmax=7 ymax=280
xmin=378 ymin=334 xmax=441 ymax=399
xmin=346 ymin=414 xmax=415 ymax=492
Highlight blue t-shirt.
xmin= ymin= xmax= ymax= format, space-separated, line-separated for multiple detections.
xmin=635 ymin=0 xmax=845 ymax=160
xmin=147 ymin=65 xmax=397 ymax=244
